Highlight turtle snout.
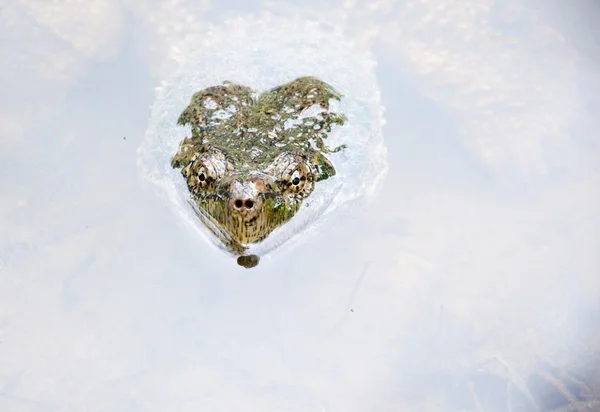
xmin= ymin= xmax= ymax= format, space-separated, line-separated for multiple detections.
xmin=230 ymin=195 xmax=263 ymax=221
xmin=229 ymin=180 xmax=265 ymax=220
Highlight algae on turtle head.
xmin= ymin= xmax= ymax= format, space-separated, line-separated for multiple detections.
xmin=170 ymin=76 xmax=347 ymax=259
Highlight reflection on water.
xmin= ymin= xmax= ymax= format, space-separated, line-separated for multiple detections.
xmin=1 ymin=0 xmax=599 ymax=411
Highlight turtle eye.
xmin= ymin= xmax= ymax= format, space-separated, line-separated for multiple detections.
xmin=265 ymin=151 xmax=314 ymax=197
xmin=287 ymin=170 xmax=306 ymax=193
xmin=198 ymin=166 xmax=211 ymax=187
xmin=179 ymin=146 xmax=229 ymax=195
xmin=191 ymin=164 xmax=214 ymax=191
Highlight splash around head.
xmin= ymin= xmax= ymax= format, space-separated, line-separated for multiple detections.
xmin=170 ymin=76 xmax=345 ymax=264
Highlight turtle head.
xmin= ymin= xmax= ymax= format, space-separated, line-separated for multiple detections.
xmin=174 ymin=145 xmax=335 ymax=247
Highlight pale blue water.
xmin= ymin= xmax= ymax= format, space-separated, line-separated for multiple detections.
xmin=1 ymin=1 xmax=599 ymax=411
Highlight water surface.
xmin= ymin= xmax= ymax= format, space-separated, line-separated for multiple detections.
xmin=1 ymin=0 xmax=599 ymax=411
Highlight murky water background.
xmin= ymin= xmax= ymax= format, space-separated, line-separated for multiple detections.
xmin=1 ymin=1 xmax=599 ymax=411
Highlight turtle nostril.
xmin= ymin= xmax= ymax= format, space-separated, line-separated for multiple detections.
xmin=233 ymin=198 xmax=257 ymax=211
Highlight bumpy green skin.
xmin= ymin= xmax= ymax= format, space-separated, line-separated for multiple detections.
xmin=171 ymin=76 xmax=346 ymax=255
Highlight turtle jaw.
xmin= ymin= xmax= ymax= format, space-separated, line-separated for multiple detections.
xmin=200 ymin=177 xmax=302 ymax=246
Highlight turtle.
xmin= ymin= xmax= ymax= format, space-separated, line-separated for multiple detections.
xmin=137 ymin=15 xmax=388 ymax=268
xmin=169 ymin=76 xmax=347 ymax=267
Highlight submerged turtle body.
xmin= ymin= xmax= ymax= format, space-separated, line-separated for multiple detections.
xmin=170 ymin=77 xmax=346 ymax=254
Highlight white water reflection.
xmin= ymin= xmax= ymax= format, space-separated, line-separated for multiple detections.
xmin=1 ymin=1 xmax=599 ymax=411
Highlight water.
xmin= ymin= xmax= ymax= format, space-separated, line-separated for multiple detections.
xmin=1 ymin=1 xmax=599 ymax=411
